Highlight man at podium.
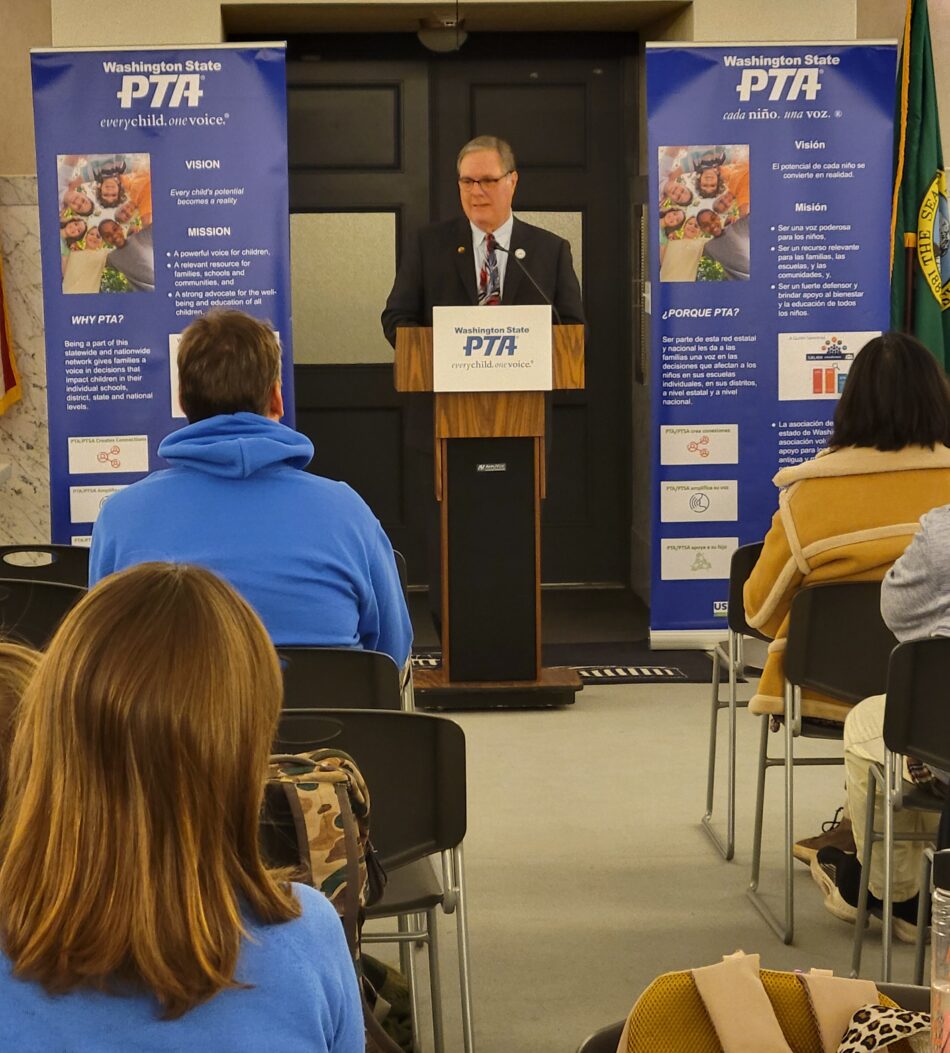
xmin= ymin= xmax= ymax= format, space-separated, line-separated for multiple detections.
xmin=381 ymin=135 xmax=585 ymax=342
xmin=381 ymin=136 xmax=585 ymax=632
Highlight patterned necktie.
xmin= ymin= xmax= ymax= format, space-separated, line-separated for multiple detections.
xmin=478 ymin=232 xmax=501 ymax=306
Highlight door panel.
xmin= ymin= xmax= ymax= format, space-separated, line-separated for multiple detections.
xmin=288 ymin=85 xmax=404 ymax=169
xmin=515 ymin=210 xmax=583 ymax=285
xmin=471 ymin=84 xmax=589 ymax=168
xmin=287 ymin=51 xmax=429 ymax=570
xmin=290 ymin=211 xmax=397 ymax=365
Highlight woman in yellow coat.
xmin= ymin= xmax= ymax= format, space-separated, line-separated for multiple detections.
xmin=743 ymin=332 xmax=950 ymax=722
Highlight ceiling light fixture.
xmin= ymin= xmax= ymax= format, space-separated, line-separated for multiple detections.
xmin=417 ymin=5 xmax=467 ymax=53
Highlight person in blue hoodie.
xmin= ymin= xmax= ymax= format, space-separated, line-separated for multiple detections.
xmin=89 ymin=309 xmax=412 ymax=667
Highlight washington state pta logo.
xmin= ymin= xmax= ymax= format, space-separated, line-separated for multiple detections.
xmin=463 ymin=334 xmax=518 ymax=356
xmin=918 ymin=170 xmax=950 ymax=311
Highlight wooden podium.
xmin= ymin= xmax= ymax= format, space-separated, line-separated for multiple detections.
xmin=395 ymin=323 xmax=585 ymax=708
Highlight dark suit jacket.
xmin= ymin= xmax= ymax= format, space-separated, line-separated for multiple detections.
xmin=381 ymin=215 xmax=585 ymax=346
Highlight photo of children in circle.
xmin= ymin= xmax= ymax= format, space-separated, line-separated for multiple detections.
xmin=658 ymin=145 xmax=750 ymax=283
xmin=57 ymin=153 xmax=154 ymax=294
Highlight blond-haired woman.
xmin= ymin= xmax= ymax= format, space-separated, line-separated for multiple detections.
xmin=0 ymin=641 xmax=39 ymax=809
xmin=0 ymin=563 xmax=361 ymax=1050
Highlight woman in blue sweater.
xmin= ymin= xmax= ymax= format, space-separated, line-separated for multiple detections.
xmin=0 ymin=562 xmax=362 ymax=1052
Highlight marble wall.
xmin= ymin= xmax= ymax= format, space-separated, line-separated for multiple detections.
xmin=0 ymin=176 xmax=50 ymax=544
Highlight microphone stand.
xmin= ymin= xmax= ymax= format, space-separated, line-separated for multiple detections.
xmin=492 ymin=241 xmax=562 ymax=325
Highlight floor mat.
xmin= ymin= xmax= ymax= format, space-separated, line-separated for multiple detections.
xmin=411 ymin=641 xmax=716 ymax=684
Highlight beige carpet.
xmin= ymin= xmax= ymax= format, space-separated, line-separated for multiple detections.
xmin=382 ymin=680 xmax=925 ymax=1052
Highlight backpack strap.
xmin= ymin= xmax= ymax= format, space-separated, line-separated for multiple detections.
xmin=363 ymin=996 xmax=406 ymax=1053
xmin=333 ymin=779 xmax=362 ymax=959
xmin=691 ymin=952 xmax=793 ymax=1052
xmin=269 ymin=752 xmax=366 ymax=960
xmin=271 ymin=756 xmax=318 ymax=887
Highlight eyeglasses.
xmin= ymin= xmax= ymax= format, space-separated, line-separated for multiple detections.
xmin=458 ymin=173 xmax=511 ymax=191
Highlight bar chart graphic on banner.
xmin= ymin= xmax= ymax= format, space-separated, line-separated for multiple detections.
xmin=777 ymin=331 xmax=879 ymax=401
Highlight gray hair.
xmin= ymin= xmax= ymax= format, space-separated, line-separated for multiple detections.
xmin=456 ymin=136 xmax=516 ymax=176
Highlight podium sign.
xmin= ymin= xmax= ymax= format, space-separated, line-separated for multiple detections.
xmin=432 ymin=305 xmax=552 ymax=393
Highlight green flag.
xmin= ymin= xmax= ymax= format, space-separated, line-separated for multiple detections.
xmin=890 ymin=0 xmax=950 ymax=366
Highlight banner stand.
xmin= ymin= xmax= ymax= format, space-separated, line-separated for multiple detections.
xmin=31 ymin=44 xmax=293 ymax=545
xmin=646 ymin=41 xmax=897 ymax=648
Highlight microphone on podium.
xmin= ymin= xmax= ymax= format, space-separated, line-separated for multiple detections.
xmin=492 ymin=241 xmax=562 ymax=325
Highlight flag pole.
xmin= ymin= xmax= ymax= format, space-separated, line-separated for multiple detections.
xmin=903 ymin=232 xmax=917 ymax=332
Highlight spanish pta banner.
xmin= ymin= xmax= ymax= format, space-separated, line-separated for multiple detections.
xmin=31 ymin=44 xmax=292 ymax=545
xmin=646 ymin=43 xmax=896 ymax=646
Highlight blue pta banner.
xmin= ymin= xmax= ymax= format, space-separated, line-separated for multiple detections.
xmin=646 ymin=43 xmax=896 ymax=645
xmin=31 ymin=45 xmax=292 ymax=545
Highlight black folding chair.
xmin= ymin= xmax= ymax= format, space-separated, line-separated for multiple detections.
xmin=0 ymin=578 xmax=87 ymax=648
xmin=264 ymin=709 xmax=472 ymax=1053
xmin=0 ymin=544 xmax=89 ymax=587
xmin=851 ymin=638 xmax=950 ymax=982
xmin=702 ymin=542 xmax=767 ymax=860
xmin=748 ymin=581 xmax=897 ymax=944
xmin=276 ymin=646 xmax=407 ymax=711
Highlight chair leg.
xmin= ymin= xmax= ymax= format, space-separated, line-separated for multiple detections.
xmin=783 ymin=686 xmax=795 ymax=945
xmin=748 ymin=714 xmax=769 ymax=892
xmin=702 ymin=646 xmax=721 ymax=818
xmin=398 ymin=912 xmax=413 ymax=983
xmin=914 ymin=848 xmax=932 ymax=987
xmin=452 ymin=844 xmax=475 ymax=1053
xmin=851 ymin=775 xmax=878 ymax=977
xmin=703 ymin=636 xmax=741 ymax=859
xmin=398 ymin=912 xmax=423 ymax=1053
xmin=747 ymin=686 xmax=794 ymax=945
xmin=426 ymin=907 xmax=445 ymax=1053
xmin=882 ymin=750 xmax=896 ymax=982
xmin=725 ymin=632 xmax=739 ymax=862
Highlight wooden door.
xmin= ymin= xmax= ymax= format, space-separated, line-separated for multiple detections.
xmin=285 ymin=34 xmax=635 ymax=586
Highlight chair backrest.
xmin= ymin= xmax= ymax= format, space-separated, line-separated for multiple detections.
xmin=0 ymin=545 xmax=89 ymax=587
xmin=0 ymin=578 xmax=87 ymax=648
xmin=576 ymin=1022 xmax=623 ymax=1053
xmin=727 ymin=542 xmax=767 ymax=638
xmin=876 ymin=981 xmax=930 ymax=1013
xmin=269 ymin=709 xmax=466 ymax=870
xmin=276 ymin=646 xmax=403 ymax=710
xmin=784 ymin=581 xmax=897 ymax=704
xmin=392 ymin=549 xmax=409 ymax=604
xmin=884 ymin=638 xmax=950 ymax=772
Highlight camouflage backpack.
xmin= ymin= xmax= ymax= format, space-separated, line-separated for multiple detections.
xmin=266 ymin=751 xmax=404 ymax=1053
xmin=266 ymin=749 xmax=385 ymax=952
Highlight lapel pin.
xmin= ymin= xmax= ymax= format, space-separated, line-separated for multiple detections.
xmin=515 ymin=248 xmax=526 ymax=260
xmin=457 ymin=245 xmax=466 ymax=253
